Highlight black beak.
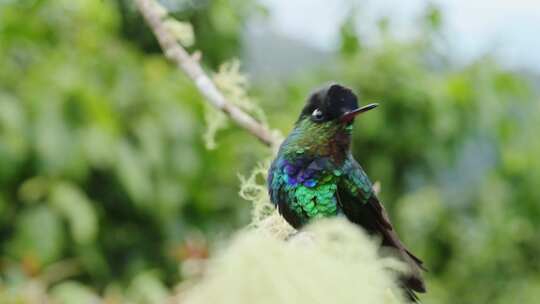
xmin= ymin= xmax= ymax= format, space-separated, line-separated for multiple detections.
xmin=340 ymin=103 xmax=379 ymax=123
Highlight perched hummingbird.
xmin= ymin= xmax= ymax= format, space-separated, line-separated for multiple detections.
xmin=268 ymin=84 xmax=426 ymax=301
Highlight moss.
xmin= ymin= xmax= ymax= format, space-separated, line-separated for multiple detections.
xmin=180 ymin=219 xmax=407 ymax=304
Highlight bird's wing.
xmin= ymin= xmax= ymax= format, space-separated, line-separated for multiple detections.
xmin=267 ymin=156 xmax=310 ymax=228
xmin=337 ymin=156 xmax=426 ymax=297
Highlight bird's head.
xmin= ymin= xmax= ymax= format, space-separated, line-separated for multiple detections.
xmin=298 ymin=83 xmax=378 ymax=127
xmin=283 ymin=84 xmax=378 ymax=158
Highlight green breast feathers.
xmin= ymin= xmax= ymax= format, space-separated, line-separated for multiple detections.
xmin=268 ymin=156 xmax=373 ymax=227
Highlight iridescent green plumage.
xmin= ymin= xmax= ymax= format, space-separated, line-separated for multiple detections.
xmin=268 ymin=103 xmax=375 ymax=226
xmin=268 ymin=84 xmax=426 ymax=302
xmin=269 ymin=159 xmax=340 ymax=222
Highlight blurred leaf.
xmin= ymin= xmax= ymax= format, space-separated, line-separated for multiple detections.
xmin=423 ymin=4 xmax=442 ymax=30
xmin=127 ymin=271 xmax=169 ymax=304
xmin=49 ymin=182 xmax=98 ymax=244
xmin=7 ymin=206 xmax=64 ymax=266
xmin=339 ymin=14 xmax=361 ymax=56
xmin=115 ymin=141 xmax=153 ymax=206
xmin=18 ymin=177 xmax=51 ymax=204
xmin=50 ymin=281 xmax=100 ymax=304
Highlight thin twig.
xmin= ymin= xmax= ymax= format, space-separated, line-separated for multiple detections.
xmin=134 ymin=0 xmax=280 ymax=148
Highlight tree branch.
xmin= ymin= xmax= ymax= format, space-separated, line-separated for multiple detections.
xmin=134 ymin=0 xmax=280 ymax=148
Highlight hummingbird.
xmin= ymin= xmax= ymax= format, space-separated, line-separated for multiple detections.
xmin=267 ymin=84 xmax=426 ymax=301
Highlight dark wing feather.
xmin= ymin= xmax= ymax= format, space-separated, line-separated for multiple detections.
xmin=338 ymin=157 xmax=426 ymax=299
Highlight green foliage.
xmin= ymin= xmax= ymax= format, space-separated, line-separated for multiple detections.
xmin=7 ymin=206 xmax=64 ymax=266
xmin=0 ymin=0 xmax=259 ymax=292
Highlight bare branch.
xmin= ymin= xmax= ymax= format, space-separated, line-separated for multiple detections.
xmin=134 ymin=0 xmax=280 ymax=148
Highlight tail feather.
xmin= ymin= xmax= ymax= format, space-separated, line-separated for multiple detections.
xmin=367 ymin=195 xmax=426 ymax=293
xmin=338 ymin=192 xmax=426 ymax=301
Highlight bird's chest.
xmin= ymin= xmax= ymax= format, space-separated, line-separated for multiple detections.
xmin=269 ymin=157 xmax=344 ymax=221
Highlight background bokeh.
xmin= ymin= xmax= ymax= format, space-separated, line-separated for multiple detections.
xmin=1 ymin=0 xmax=539 ymax=303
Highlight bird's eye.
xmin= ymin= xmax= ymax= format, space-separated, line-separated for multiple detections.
xmin=311 ymin=108 xmax=324 ymax=121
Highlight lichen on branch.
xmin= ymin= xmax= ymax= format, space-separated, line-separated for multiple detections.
xmin=134 ymin=0 xmax=280 ymax=148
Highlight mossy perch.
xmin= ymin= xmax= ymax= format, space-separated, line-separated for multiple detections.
xmin=178 ymin=218 xmax=407 ymax=304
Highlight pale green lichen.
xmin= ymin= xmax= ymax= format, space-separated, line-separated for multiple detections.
xmin=204 ymin=59 xmax=269 ymax=149
xmin=213 ymin=60 xmax=267 ymax=123
xmin=163 ymin=19 xmax=195 ymax=47
xmin=238 ymin=160 xmax=275 ymax=225
xmin=238 ymin=159 xmax=297 ymax=240
xmin=179 ymin=218 xmax=407 ymax=304
xmin=202 ymin=103 xmax=228 ymax=149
